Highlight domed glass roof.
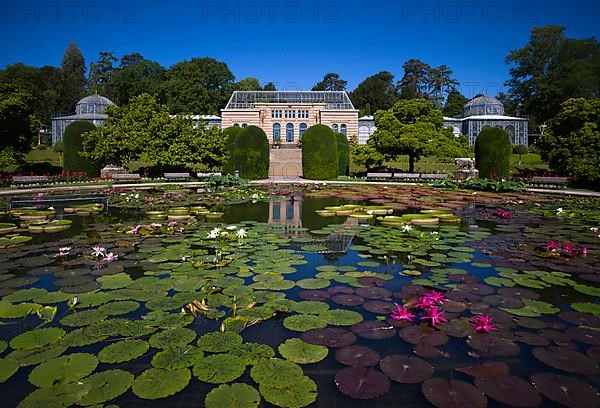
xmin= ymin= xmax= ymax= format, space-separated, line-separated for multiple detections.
xmin=464 ymin=96 xmax=504 ymax=116
xmin=75 ymin=94 xmax=115 ymax=115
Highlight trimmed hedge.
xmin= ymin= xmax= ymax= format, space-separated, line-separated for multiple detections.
xmin=335 ymin=132 xmax=349 ymax=176
xmin=223 ymin=126 xmax=243 ymax=175
xmin=302 ymin=125 xmax=338 ymax=180
xmin=225 ymin=125 xmax=269 ymax=180
xmin=63 ymin=120 xmax=100 ymax=177
xmin=475 ymin=127 xmax=512 ymax=178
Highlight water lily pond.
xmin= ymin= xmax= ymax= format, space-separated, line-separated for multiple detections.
xmin=1 ymin=184 xmax=599 ymax=408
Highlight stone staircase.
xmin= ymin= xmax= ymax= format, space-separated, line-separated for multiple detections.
xmin=269 ymin=147 xmax=303 ymax=178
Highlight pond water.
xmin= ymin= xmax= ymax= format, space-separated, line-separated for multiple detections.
xmin=0 ymin=185 xmax=599 ymax=408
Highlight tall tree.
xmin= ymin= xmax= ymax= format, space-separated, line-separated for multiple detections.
xmin=368 ymin=98 xmax=468 ymax=172
xmin=350 ymin=71 xmax=398 ymax=116
xmin=120 ymin=53 xmax=145 ymax=68
xmin=236 ymin=77 xmax=262 ymax=91
xmin=443 ymin=88 xmax=469 ymax=118
xmin=312 ymin=73 xmax=348 ymax=91
xmin=263 ymin=82 xmax=277 ymax=91
xmin=58 ymin=42 xmax=86 ymax=114
xmin=0 ymin=83 xmax=34 ymax=165
xmin=496 ymin=92 xmax=518 ymax=117
xmin=428 ymin=65 xmax=459 ymax=108
xmin=397 ymin=59 xmax=430 ymax=100
xmin=111 ymin=57 xmax=166 ymax=105
xmin=88 ymin=52 xmax=118 ymax=96
xmin=505 ymin=25 xmax=600 ymax=124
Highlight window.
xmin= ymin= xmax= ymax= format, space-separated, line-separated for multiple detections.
xmin=340 ymin=124 xmax=347 ymax=136
xmin=273 ymin=123 xmax=281 ymax=143
xmin=233 ymin=124 xmax=240 ymax=127
xmin=242 ymin=124 xmax=247 ymax=128
xmin=286 ymin=123 xmax=294 ymax=143
xmin=332 ymin=124 xmax=339 ymax=133
xmin=299 ymin=123 xmax=307 ymax=139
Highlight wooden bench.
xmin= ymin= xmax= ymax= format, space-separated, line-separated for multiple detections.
xmin=393 ymin=173 xmax=420 ymax=181
xmin=197 ymin=172 xmax=222 ymax=179
xmin=164 ymin=172 xmax=191 ymax=180
xmin=420 ymin=173 xmax=448 ymax=180
xmin=12 ymin=176 xmax=49 ymax=184
xmin=528 ymin=176 xmax=569 ymax=188
xmin=111 ymin=173 xmax=141 ymax=182
xmin=366 ymin=172 xmax=393 ymax=180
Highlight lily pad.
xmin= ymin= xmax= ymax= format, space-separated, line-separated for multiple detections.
xmin=283 ymin=315 xmax=328 ymax=332
xmin=335 ymin=345 xmax=380 ymax=366
xmin=351 ymin=321 xmax=396 ymax=340
xmin=60 ymin=309 xmax=108 ymax=327
xmin=292 ymin=301 xmax=329 ymax=315
xmin=331 ymin=294 xmax=365 ymax=306
xmin=152 ymin=345 xmax=204 ymax=369
xmin=10 ymin=327 xmax=65 ymax=350
xmin=197 ymin=331 xmax=243 ymax=353
xmin=78 ymin=369 xmax=134 ymax=406
xmin=320 ymin=309 xmax=364 ymax=326
xmin=301 ymin=328 xmax=357 ymax=348
xmin=422 ymin=378 xmax=487 ymax=408
xmin=250 ymin=358 xmax=303 ymax=387
xmin=531 ymin=372 xmax=600 ymax=408
xmin=0 ymin=358 xmax=19 ymax=383
xmin=278 ymin=338 xmax=328 ymax=364
xmin=229 ymin=343 xmax=275 ymax=365
xmin=205 ymin=383 xmax=261 ymax=408
xmin=475 ymin=374 xmax=542 ymax=407
xmin=18 ymin=382 xmax=92 ymax=408
xmin=455 ymin=362 xmax=510 ymax=378
xmin=335 ymin=366 xmax=390 ymax=400
xmin=532 ymin=347 xmax=599 ymax=375
xmin=193 ymin=354 xmax=246 ymax=384
xmin=259 ymin=375 xmax=317 ymax=408
xmin=98 ymin=300 xmax=140 ymax=316
xmin=98 ymin=339 xmax=149 ymax=363
xmin=149 ymin=327 xmax=196 ymax=348
xmin=132 ymin=367 xmax=191 ymax=399
xmin=380 ymin=354 xmax=434 ymax=383
xmin=29 ymin=353 xmax=98 ymax=388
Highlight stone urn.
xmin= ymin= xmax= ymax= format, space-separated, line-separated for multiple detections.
xmin=454 ymin=158 xmax=479 ymax=180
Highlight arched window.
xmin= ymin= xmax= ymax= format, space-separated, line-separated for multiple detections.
xmin=286 ymin=123 xmax=294 ymax=143
xmin=504 ymin=125 xmax=515 ymax=144
xmin=233 ymin=123 xmax=240 ymax=127
xmin=273 ymin=123 xmax=281 ymax=143
xmin=241 ymin=124 xmax=247 ymax=128
xmin=332 ymin=124 xmax=339 ymax=133
xmin=340 ymin=124 xmax=347 ymax=136
xmin=299 ymin=123 xmax=307 ymax=139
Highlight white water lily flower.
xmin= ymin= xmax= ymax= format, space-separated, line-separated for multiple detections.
xmin=556 ymin=208 xmax=565 ymax=214
xmin=236 ymin=228 xmax=248 ymax=239
xmin=251 ymin=193 xmax=259 ymax=199
xmin=226 ymin=225 xmax=238 ymax=230
xmin=206 ymin=230 xmax=219 ymax=239
xmin=91 ymin=246 xmax=106 ymax=257
xmin=401 ymin=225 xmax=413 ymax=233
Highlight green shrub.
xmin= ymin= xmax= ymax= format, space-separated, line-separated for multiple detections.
xmin=302 ymin=125 xmax=338 ymax=180
xmin=63 ymin=121 xmax=100 ymax=177
xmin=335 ymin=133 xmax=349 ymax=176
xmin=53 ymin=141 xmax=63 ymax=153
xmin=222 ymin=126 xmax=243 ymax=175
xmin=475 ymin=127 xmax=512 ymax=178
xmin=225 ymin=125 xmax=269 ymax=180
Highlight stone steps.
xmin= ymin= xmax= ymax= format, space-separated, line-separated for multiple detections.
xmin=269 ymin=148 xmax=302 ymax=177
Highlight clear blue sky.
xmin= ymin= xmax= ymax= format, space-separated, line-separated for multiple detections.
xmin=1 ymin=0 xmax=598 ymax=98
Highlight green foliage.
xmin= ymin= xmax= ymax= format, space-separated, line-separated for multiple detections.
xmin=475 ymin=127 xmax=512 ymax=178
xmin=225 ymin=126 xmax=269 ymax=180
xmin=312 ymin=73 xmax=347 ymax=91
xmin=0 ymin=83 xmax=34 ymax=155
xmin=430 ymin=178 xmax=527 ymax=192
xmin=512 ymin=145 xmax=528 ymax=155
xmin=443 ymin=89 xmax=469 ymax=117
xmin=58 ymin=42 xmax=86 ymax=114
xmin=398 ymin=60 xmax=458 ymax=108
xmin=223 ymin=126 xmax=244 ymax=174
xmin=369 ymin=98 xmax=469 ymax=172
xmin=63 ymin=121 xmax=99 ymax=177
xmin=350 ymin=71 xmax=398 ymax=114
xmin=335 ymin=133 xmax=349 ymax=176
xmin=539 ymin=98 xmax=600 ymax=183
xmin=301 ymin=125 xmax=339 ymax=180
xmin=236 ymin=77 xmax=262 ymax=91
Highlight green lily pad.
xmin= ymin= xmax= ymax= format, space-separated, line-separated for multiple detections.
xmin=18 ymin=382 xmax=92 ymax=408
xmin=230 ymin=343 xmax=276 ymax=365
xmin=278 ymin=338 xmax=328 ymax=364
xmin=98 ymin=300 xmax=140 ymax=316
xmin=10 ymin=327 xmax=65 ymax=350
xmin=205 ymin=383 xmax=261 ymax=408
xmin=484 ymin=277 xmax=515 ymax=287
xmin=0 ymin=301 xmax=40 ymax=318
xmin=573 ymin=284 xmax=600 ymax=297
xmin=3 ymin=288 xmax=48 ymax=303
xmin=0 ymin=340 xmax=6 ymax=354
xmin=0 ymin=358 xmax=19 ymax=383
xmin=132 ymin=368 xmax=191 ymax=399
xmin=98 ymin=339 xmax=149 ymax=363
xmin=250 ymin=358 xmax=304 ymax=387
xmin=197 ymin=331 xmax=243 ymax=353
xmin=292 ymin=301 xmax=330 ymax=315
xmin=284 ymin=315 xmax=328 ymax=332
xmin=28 ymin=353 xmax=98 ymax=387
xmin=152 ymin=345 xmax=204 ymax=369
xmin=78 ymin=369 xmax=134 ymax=406
xmin=259 ymin=375 xmax=318 ymax=408
xmin=296 ymin=279 xmax=330 ymax=289
xmin=572 ymin=303 xmax=600 ymax=316
xmin=320 ymin=309 xmax=364 ymax=326
xmin=97 ymin=273 xmax=133 ymax=289
xmin=60 ymin=310 xmax=108 ymax=327
xmin=192 ymin=354 xmax=247 ymax=384
xmin=149 ymin=327 xmax=196 ymax=349
xmin=6 ymin=343 xmax=68 ymax=367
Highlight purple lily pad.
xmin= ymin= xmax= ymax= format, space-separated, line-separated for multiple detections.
xmin=414 ymin=345 xmax=446 ymax=359
xmin=301 ymin=328 xmax=357 ymax=348
xmin=515 ymin=317 xmax=547 ymax=330
xmin=447 ymin=274 xmax=478 ymax=283
xmin=351 ymin=321 xmax=396 ymax=340
xmin=588 ymin=347 xmax=600 ymax=362
xmin=467 ymin=334 xmax=520 ymax=357
xmin=532 ymin=347 xmax=600 ymax=375
xmin=445 ymin=290 xmax=481 ymax=303
xmin=400 ymin=325 xmax=449 ymax=347
xmin=455 ymin=362 xmax=510 ymax=378
xmin=539 ymin=329 xmax=570 ymax=343
xmin=363 ymin=300 xmax=394 ymax=314
xmin=457 ymin=283 xmax=495 ymax=296
xmin=298 ymin=290 xmax=331 ymax=301
xmin=328 ymin=286 xmax=354 ymax=295
xmin=498 ymin=287 xmax=540 ymax=300
xmin=335 ymin=345 xmax=380 ymax=366
xmin=531 ymin=372 xmax=600 ymax=408
xmin=482 ymin=295 xmax=524 ymax=309
xmin=335 ymin=367 xmax=390 ymax=400
xmin=469 ymin=302 xmax=491 ymax=314
xmin=399 ymin=285 xmax=427 ymax=296
xmin=357 ymin=277 xmax=387 ymax=287
xmin=566 ymin=327 xmax=600 ymax=346
xmin=380 ymin=354 xmax=434 ymax=384
xmin=331 ymin=294 xmax=365 ymax=306
xmin=475 ymin=374 xmax=542 ymax=407
xmin=514 ymin=332 xmax=551 ymax=347
xmin=441 ymin=300 xmax=467 ymax=313
xmin=355 ymin=287 xmax=392 ymax=299
xmin=442 ymin=319 xmax=474 ymax=338
xmin=422 ymin=378 xmax=487 ymax=408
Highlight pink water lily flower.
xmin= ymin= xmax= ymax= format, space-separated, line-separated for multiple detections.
xmin=420 ymin=306 xmax=447 ymax=327
xmin=103 ymin=252 xmax=118 ymax=263
xmin=415 ymin=295 xmax=436 ymax=309
xmin=545 ymin=241 xmax=560 ymax=251
xmin=91 ymin=246 xmax=106 ymax=257
xmin=390 ymin=304 xmax=415 ymax=322
xmin=145 ymin=197 xmax=153 ymax=203
xmin=470 ymin=314 xmax=498 ymax=333
xmin=424 ymin=290 xmax=446 ymax=305
xmin=129 ymin=225 xmax=142 ymax=234
xmin=495 ymin=208 xmax=513 ymax=219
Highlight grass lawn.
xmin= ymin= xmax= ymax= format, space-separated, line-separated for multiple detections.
xmin=25 ymin=149 xmax=62 ymax=166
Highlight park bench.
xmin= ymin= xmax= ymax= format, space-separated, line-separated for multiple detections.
xmin=12 ymin=176 xmax=49 ymax=184
xmin=164 ymin=172 xmax=191 ymax=181
xmin=420 ymin=173 xmax=448 ymax=181
xmin=197 ymin=172 xmax=222 ymax=179
xmin=527 ymin=176 xmax=569 ymax=189
xmin=111 ymin=173 xmax=141 ymax=182
xmin=392 ymin=173 xmax=421 ymax=181
xmin=366 ymin=172 xmax=393 ymax=180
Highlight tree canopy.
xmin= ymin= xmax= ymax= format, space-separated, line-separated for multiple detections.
xmin=398 ymin=59 xmax=459 ymax=108
xmin=58 ymin=42 xmax=86 ymax=114
xmin=312 ymin=73 xmax=347 ymax=91
xmin=443 ymin=89 xmax=468 ymax=118
xmin=350 ymin=71 xmax=398 ymax=116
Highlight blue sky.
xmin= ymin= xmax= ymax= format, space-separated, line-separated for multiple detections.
xmin=1 ymin=0 xmax=599 ymax=98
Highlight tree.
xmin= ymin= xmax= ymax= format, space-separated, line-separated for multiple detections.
xmin=397 ymin=59 xmax=430 ymax=100
xmin=496 ymin=92 xmax=518 ymax=117
xmin=0 ymin=83 xmax=34 ymax=156
xmin=312 ymin=73 xmax=347 ymax=91
xmin=111 ymin=58 xmax=166 ymax=105
xmin=302 ymin=125 xmax=339 ymax=180
xmin=539 ymin=98 xmax=600 ymax=183
xmin=162 ymin=58 xmax=235 ymax=114
xmin=223 ymin=126 xmax=269 ymax=179
xmin=350 ymin=71 xmax=398 ymax=115
xmin=368 ymin=98 xmax=469 ymax=172
xmin=512 ymin=145 xmax=528 ymax=163
xmin=236 ymin=77 xmax=262 ymax=91
xmin=63 ymin=121 xmax=100 ymax=176
xmin=351 ymin=145 xmax=384 ymax=170
xmin=505 ymin=25 xmax=600 ymax=124
xmin=443 ymin=88 xmax=468 ymax=118
xmin=58 ymin=42 xmax=86 ymax=114
xmin=88 ymin=51 xmax=118 ymax=96
xmin=428 ymin=65 xmax=459 ymax=109
xmin=263 ymin=82 xmax=277 ymax=91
